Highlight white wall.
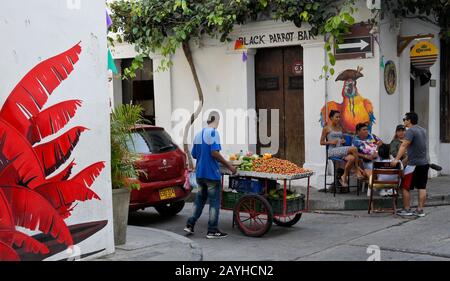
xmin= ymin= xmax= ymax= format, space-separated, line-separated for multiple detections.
xmin=157 ymin=1 xmax=381 ymax=188
xmin=399 ymin=18 xmax=442 ymax=176
xmin=315 ymin=0 xmax=380 ymax=187
xmin=325 ymin=43 xmax=381 ymax=134
xmin=0 ymin=0 xmax=114 ymax=260
xmin=440 ymin=144 xmax=450 ymax=175
xmin=303 ymin=42 xmax=327 ymax=187
xmin=169 ymin=41 xmax=256 ymax=156
xmin=377 ymin=14 xmax=401 ymax=142
xmin=110 ymin=0 xmax=448 ymax=186
xmin=325 ymin=0 xmax=381 ymax=135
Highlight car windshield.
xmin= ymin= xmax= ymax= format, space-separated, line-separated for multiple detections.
xmin=126 ymin=129 xmax=176 ymax=154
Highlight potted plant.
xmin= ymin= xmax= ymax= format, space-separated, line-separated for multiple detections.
xmin=110 ymin=104 xmax=144 ymax=246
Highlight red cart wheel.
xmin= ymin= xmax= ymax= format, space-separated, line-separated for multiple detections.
xmin=233 ymin=194 xmax=273 ymax=237
xmin=273 ymin=213 xmax=302 ymax=227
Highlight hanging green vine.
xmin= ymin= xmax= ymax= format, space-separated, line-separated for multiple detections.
xmin=108 ymin=0 xmax=450 ymax=162
xmin=383 ymin=0 xmax=450 ymax=40
xmin=109 ymin=0 xmax=358 ymax=80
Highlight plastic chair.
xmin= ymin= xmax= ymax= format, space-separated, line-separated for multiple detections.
xmin=343 ymin=134 xmax=353 ymax=146
xmin=323 ymin=134 xmax=360 ymax=197
xmin=368 ymin=161 xmax=403 ymax=214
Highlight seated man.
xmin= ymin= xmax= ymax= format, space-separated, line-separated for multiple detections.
xmin=352 ymin=123 xmax=383 ymax=178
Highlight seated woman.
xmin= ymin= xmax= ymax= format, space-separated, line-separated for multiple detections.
xmin=390 ymin=124 xmax=408 ymax=166
xmin=352 ymin=123 xmax=383 ymax=178
xmin=320 ymin=110 xmax=364 ymax=187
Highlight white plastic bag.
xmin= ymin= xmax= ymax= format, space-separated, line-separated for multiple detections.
xmin=189 ymin=171 xmax=199 ymax=189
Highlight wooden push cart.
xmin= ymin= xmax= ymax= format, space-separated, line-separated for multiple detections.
xmin=220 ymin=170 xmax=314 ymax=237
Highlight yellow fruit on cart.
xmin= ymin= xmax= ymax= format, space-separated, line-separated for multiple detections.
xmin=263 ymin=153 xmax=272 ymax=160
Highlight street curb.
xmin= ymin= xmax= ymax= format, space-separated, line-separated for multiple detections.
xmin=134 ymin=226 xmax=203 ymax=261
xmin=186 ymin=190 xmax=450 ymax=211
xmin=314 ymin=194 xmax=450 ymax=211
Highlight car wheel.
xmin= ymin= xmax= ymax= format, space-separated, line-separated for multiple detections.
xmin=154 ymin=201 xmax=185 ymax=217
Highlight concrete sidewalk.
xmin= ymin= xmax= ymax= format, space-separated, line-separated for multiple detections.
xmin=95 ymin=225 xmax=202 ymax=261
xmin=187 ymin=175 xmax=450 ymax=211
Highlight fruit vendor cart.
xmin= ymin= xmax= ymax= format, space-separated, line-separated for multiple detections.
xmin=220 ymin=169 xmax=314 ymax=237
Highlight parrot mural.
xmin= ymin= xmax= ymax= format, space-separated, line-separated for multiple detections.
xmin=320 ymin=66 xmax=375 ymax=133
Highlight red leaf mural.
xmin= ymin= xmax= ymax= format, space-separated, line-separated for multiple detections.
xmin=2 ymin=186 xmax=73 ymax=246
xmin=0 ymin=42 xmax=106 ymax=261
xmin=0 ymin=189 xmax=14 ymax=229
xmin=33 ymin=126 xmax=87 ymax=176
xmin=45 ymin=160 xmax=76 ymax=183
xmin=35 ymin=180 xmax=101 ymax=219
xmin=29 ymin=100 xmax=82 ymax=144
xmin=0 ymin=241 xmax=19 ymax=261
xmin=0 ymin=120 xmax=46 ymax=187
xmin=71 ymin=161 xmax=105 ymax=187
xmin=0 ymin=43 xmax=81 ymax=141
xmin=35 ymin=162 xmax=104 ymax=218
xmin=0 ymin=230 xmax=49 ymax=255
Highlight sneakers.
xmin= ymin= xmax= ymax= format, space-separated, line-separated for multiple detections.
xmin=396 ymin=209 xmax=426 ymax=217
xmin=206 ymin=230 xmax=228 ymax=239
xmin=379 ymin=189 xmax=388 ymax=197
xmin=412 ymin=209 xmax=426 ymax=217
xmin=185 ymin=225 xmax=228 ymax=238
xmin=396 ymin=209 xmax=413 ymax=216
xmin=379 ymin=189 xmax=394 ymax=197
xmin=184 ymin=224 xmax=194 ymax=234
xmin=429 ymin=163 xmax=442 ymax=171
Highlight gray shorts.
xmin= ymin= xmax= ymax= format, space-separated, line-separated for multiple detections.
xmin=362 ymin=157 xmax=381 ymax=170
xmin=328 ymin=146 xmax=351 ymax=158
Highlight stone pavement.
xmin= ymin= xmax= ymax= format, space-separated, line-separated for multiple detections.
xmin=187 ymin=175 xmax=450 ymax=211
xmin=96 ymin=176 xmax=449 ymax=261
xmin=127 ymin=203 xmax=450 ymax=261
xmin=95 ymin=225 xmax=202 ymax=261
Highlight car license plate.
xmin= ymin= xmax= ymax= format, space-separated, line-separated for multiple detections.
xmin=159 ymin=187 xmax=176 ymax=200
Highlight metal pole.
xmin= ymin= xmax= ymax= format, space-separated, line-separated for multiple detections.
xmin=324 ymin=35 xmax=329 ymax=125
xmin=283 ymin=179 xmax=287 ymax=216
xmin=307 ymin=176 xmax=310 ymax=212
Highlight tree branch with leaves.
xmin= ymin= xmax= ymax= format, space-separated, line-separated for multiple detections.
xmin=109 ymin=0 xmax=362 ymax=168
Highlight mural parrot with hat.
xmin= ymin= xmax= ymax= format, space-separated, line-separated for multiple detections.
xmin=320 ymin=66 xmax=375 ymax=133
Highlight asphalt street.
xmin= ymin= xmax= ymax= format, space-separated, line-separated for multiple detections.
xmin=128 ymin=203 xmax=450 ymax=261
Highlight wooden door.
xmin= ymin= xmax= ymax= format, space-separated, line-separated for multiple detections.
xmin=255 ymin=48 xmax=285 ymax=159
xmin=283 ymin=46 xmax=305 ymax=166
xmin=255 ymin=46 xmax=305 ymax=166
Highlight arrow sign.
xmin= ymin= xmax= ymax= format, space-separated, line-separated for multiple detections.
xmin=338 ymin=39 xmax=370 ymax=50
xmin=335 ymin=36 xmax=373 ymax=58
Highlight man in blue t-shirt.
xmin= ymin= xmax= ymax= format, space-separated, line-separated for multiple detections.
xmin=184 ymin=111 xmax=236 ymax=239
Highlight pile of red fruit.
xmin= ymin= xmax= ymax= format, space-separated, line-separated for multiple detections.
xmin=252 ymin=158 xmax=311 ymax=175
